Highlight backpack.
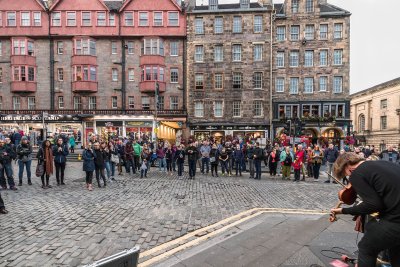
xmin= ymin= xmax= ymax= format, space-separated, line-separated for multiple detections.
xmin=284 ymin=154 xmax=292 ymax=165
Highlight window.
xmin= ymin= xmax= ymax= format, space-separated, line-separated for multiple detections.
xmin=109 ymin=13 xmax=115 ymax=26
xmin=304 ymin=77 xmax=314 ymax=93
xmin=275 ymin=77 xmax=285 ymax=92
xmin=57 ymin=68 xmax=64 ymax=81
xmin=233 ymin=101 xmax=241 ymax=117
xmin=82 ymin=12 xmax=91 ymax=26
xmin=27 ymin=97 xmax=35 ymax=110
xmin=290 ymin=25 xmax=300 ymax=40
xmin=214 ymin=101 xmax=223 ymax=117
xmin=127 ymin=41 xmax=134 ymax=54
xmin=13 ymin=66 xmax=35 ymax=82
xmin=170 ymin=41 xmax=178 ymax=56
xmin=233 ymin=16 xmax=242 ymax=33
xmin=195 ymin=74 xmax=204 ymax=90
xmin=333 ymin=49 xmax=343 ymax=65
xmin=128 ymin=96 xmax=135 ymax=109
xmin=276 ymin=26 xmax=285 ymax=41
xmin=289 ymin=50 xmax=299 ymax=67
xmin=253 ymin=44 xmax=263 ymax=61
xmin=0 ymin=97 xmax=2 ymax=110
xmin=75 ymin=38 xmax=96 ymax=55
xmin=170 ymin=68 xmax=178 ymax=83
xmin=319 ymin=49 xmax=328 ymax=66
xmin=13 ymin=96 xmax=20 ymax=110
xmin=111 ymin=41 xmax=117 ymax=54
xmin=276 ymin=51 xmax=285 ymax=68
xmin=358 ymin=114 xmax=365 ymax=132
xmin=112 ymin=68 xmax=118 ymax=81
xmin=21 ymin=12 xmax=31 ymax=26
xmin=157 ymin=96 xmax=164 ymax=110
xmin=214 ymin=73 xmax=223 ymax=89
xmin=305 ymin=25 xmax=314 ymax=40
xmin=97 ymin=12 xmax=106 ymax=26
xmin=381 ymin=99 xmax=388 ymax=109
xmin=88 ymin=96 xmax=96 ymax=110
xmin=141 ymin=39 xmax=164 ymax=55
xmin=168 ymin=12 xmax=179 ymax=26
xmin=139 ymin=12 xmax=148 ymax=26
xmin=240 ymin=0 xmax=250 ymax=8
xmin=291 ymin=0 xmax=299 ymax=13
xmin=195 ymin=45 xmax=203 ymax=62
xmin=302 ymin=104 xmax=320 ymax=117
xmin=279 ymin=105 xmax=299 ymax=119
xmin=0 ymin=68 xmax=2 ymax=83
xmin=333 ymin=76 xmax=343 ymax=93
xmin=214 ymin=45 xmax=223 ymax=62
xmin=73 ymin=96 xmax=82 ymax=110
xmin=195 ymin=102 xmax=204 ymax=117
xmin=13 ymin=39 xmax=34 ymax=56
xmin=141 ymin=66 xmax=164 ymax=81
xmin=253 ymin=101 xmax=263 ymax=117
xmin=232 ymin=44 xmax=242 ymax=61
xmin=306 ymin=0 xmax=314 ymax=12
xmin=67 ymin=12 xmax=76 ymax=26
xmin=334 ymin=23 xmax=343 ymax=39
xmin=33 ymin=12 xmax=41 ymax=26
xmin=319 ymin=76 xmax=327 ymax=91
xmin=253 ymin=72 xmax=263 ymax=89
xmin=233 ymin=72 xmax=243 ymax=89
xmin=214 ymin=16 xmax=223 ymax=33
xmin=112 ymin=96 xmax=118 ymax=109
xmin=170 ymin=96 xmax=179 ymax=109
xmin=58 ymin=96 xmax=64 ymax=109
xmin=7 ymin=12 xmax=16 ymax=26
xmin=320 ymin=24 xmax=328 ymax=39
xmin=52 ymin=12 xmax=61 ymax=26
xmin=195 ymin=18 xmax=204 ymax=34
xmin=210 ymin=0 xmax=219 ymax=10
xmin=125 ymin=12 xmax=133 ymax=26
xmin=381 ymin=116 xmax=387 ymax=130
xmin=0 ymin=41 xmax=2 ymax=56
xmin=0 ymin=12 xmax=2 ymax=27
xmin=323 ymin=104 xmax=344 ymax=118
xmin=153 ymin=12 xmax=163 ymax=26
xmin=290 ymin=77 xmax=299 ymax=94
xmin=254 ymin=15 xmax=263 ymax=33
xmin=74 ymin=65 xmax=96 ymax=81
xmin=128 ymin=69 xmax=134 ymax=81
xmin=304 ymin=50 xmax=314 ymax=67
xmin=57 ymin=41 xmax=63 ymax=54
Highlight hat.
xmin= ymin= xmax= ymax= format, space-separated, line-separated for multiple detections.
xmin=21 ymin=136 xmax=28 ymax=141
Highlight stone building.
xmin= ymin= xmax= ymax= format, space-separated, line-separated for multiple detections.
xmin=350 ymin=77 xmax=400 ymax=151
xmin=186 ymin=0 xmax=273 ymax=143
xmin=272 ymin=0 xmax=351 ymax=148
xmin=0 ymin=0 xmax=186 ymax=144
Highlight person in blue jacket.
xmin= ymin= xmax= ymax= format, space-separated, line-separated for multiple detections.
xmin=52 ymin=138 xmax=69 ymax=185
xmin=82 ymin=143 xmax=96 ymax=191
xmin=233 ymin=144 xmax=244 ymax=176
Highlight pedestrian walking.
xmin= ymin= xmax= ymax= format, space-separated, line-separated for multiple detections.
xmin=37 ymin=140 xmax=54 ymax=189
xmin=16 ymin=136 xmax=33 ymax=186
xmin=311 ymin=145 xmax=324 ymax=181
xmin=210 ymin=144 xmax=219 ymax=177
xmin=82 ymin=143 xmax=96 ymax=191
xmin=52 ymin=138 xmax=69 ymax=185
xmin=93 ymin=142 xmax=106 ymax=188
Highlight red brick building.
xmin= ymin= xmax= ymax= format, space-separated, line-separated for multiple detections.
xmin=0 ymin=0 xmax=186 ymax=145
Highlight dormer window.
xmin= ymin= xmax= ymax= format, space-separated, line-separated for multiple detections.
xmin=240 ymin=0 xmax=250 ymax=9
xmin=209 ymin=0 xmax=218 ymax=10
xmin=292 ymin=0 xmax=299 ymax=13
xmin=306 ymin=0 xmax=314 ymax=12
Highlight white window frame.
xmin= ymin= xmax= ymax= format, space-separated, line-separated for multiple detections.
xmin=214 ymin=101 xmax=224 ymax=117
xmin=233 ymin=16 xmax=242 ymax=33
xmin=232 ymin=44 xmax=242 ymax=62
xmin=170 ymin=68 xmax=178 ymax=83
xmin=319 ymin=49 xmax=328 ymax=66
xmin=27 ymin=97 xmax=36 ymax=110
xmin=254 ymin=15 xmax=263 ymax=33
xmin=304 ymin=50 xmax=314 ymax=67
xmin=334 ymin=23 xmax=343 ymax=39
xmin=253 ymin=72 xmax=263 ymax=89
xmin=88 ymin=96 xmax=96 ymax=110
xmin=290 ymin=25 xmax=300 ymax=41
xmin=333 ymin=49 xmax=343 ymax=65
xmin=127 ymin=41 xmax=134 ymax=54
xmin=289 ymin=50 xmax=299 ymax=67
xmin=320 ymin=24 xmax=328 ymax=39
xmin=214 ymin=16 xmax=223 ymax=34
xmin=168 ymin=11 xmax=179 ymax=26
xmin=306 ymin=0 xmax=314 ymax=13
xmin=275 ymin=77 xmax=285 ymax=92
xmin=194 ymin=102 xmax=204 ymax=117
xmin=128 ymin=96 xmax=135 ymax=109
xmin=170 ymin=41 xmax=178 ymax=56
xmin=290 ymin=77 xmax=299 ymax=94
xmin=319 ymin=76 xmax=328 ymax=92
xmin=170 ymin=96 xmax=179 ymax=110
xmin=276 ymin=26 xmax=285 ymax=41
xmin=7 ymin=12 xmax=16 ymax=27
xmin=112 ymin=68 xmax=118 ymax=81
xmin=81 ymin=11 xmax=91 ymax=26
xmin=305 ymin=25 xmax=314 ymax=40
xmin=232 ymin=72 xmax=243 ymax=89
xmin=33 ymin=12 xmax=41 ymax=26
xmin=195 ymin=45 xmax=204 ymax=62
xmin=253 ymin=44 xmax=263 ymax=61
xmin=58 ymin=96 xmax=64 ymax=109
xmin=214 ymin=45 xmax=223 ymax=62
xmin=276 ymin=51 xmax=285 ymax=68
xmin=333 ymin=76 xmax=343 ymax=93
xmin=21 ymin=11 xmax=31 ymax=26
xmin=214 ymin=73 xmax=223 ymax=90
xmin=66 ymin=11 xmax=77 ymax=26
xmin=51 ymin=12 xmax=61 ymax=26
xmin=195 ymin=17 xmax=204 ymax=34
xmin=57 ymin=68 xmax=64 ymax=81
xmin=233 ymin=101 xmax=241 ymax=117
xmin=304 ymin=77 xmax=314 ymax=93
xmin=128 ymin=68 xmax=134 ymax=81
xmin=112 ymin=96 xmax=118 ymax=109
xmin=253 ymin=100 xmax=263 ymax=117
xmin=109 ymin=13 xmax=115 ymax=26
xmin=111 ymin=41 xmax=117 ymax=54
xmin=97 ymin=11 xmax=106 ymax=26
xmin=153 ymin=11 xmax=163 ymax=26
xmin=13 ymin=96 xmax=21 ymax=110
xmin=139 ymin=12 xmax=149 ymax=26
xmin=57 ymin=41 xmax=63 ymax=54
xmin=73 ymin=96 xmax=82 ymax=110
xmin=125 ymin=11 xmax=134 ymax=26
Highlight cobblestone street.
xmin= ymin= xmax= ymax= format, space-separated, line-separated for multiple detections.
xmin=1 ymin=161 xmax=336 ymax=267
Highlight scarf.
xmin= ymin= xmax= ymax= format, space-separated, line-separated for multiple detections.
xmin=45 ymin=147 xmax=54 ymax=175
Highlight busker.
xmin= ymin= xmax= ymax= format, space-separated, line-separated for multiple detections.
xmin=331 ymin=153 xmax=400 ymax=267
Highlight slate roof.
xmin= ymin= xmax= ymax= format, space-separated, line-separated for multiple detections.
xmin=104 ymin=1 xmax=124 ymax=11
xmin=194 ymin=2 xmax=263 ymax=11
xmin=273 ymin=2 xmax=349 ymax=16
xmin=274 ymin=3 xmax=284 ymax=15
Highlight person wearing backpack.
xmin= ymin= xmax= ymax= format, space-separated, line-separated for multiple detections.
xmin=280 ymin=146 xmax=294 ymax=180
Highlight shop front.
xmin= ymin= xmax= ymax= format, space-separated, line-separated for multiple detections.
xmin=191 ymin=125 xmax=268 ymax=144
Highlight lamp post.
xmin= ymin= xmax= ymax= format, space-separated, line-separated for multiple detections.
xmin=42 ymin=111 xmax=48 ymax=141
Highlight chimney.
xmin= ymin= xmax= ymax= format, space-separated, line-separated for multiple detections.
xmin=258 ymin=0 xmax=272 ymax=7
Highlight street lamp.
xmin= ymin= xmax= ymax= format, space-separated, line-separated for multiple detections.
xmin=42 ymin=111 xmax=48 ymax=141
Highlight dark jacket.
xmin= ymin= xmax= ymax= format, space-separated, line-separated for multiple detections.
xmin=125 ymin=143 xmax=134 ymax=160
xmin=210 ymin=148 xmax=219 ymax=165
xmin=175 ymin=149 xmax=185 ymax=163
xmin=82 ymin=149 xmax=96 ymax=172
xmin=324 ymin=148 xmax=339 ymax=163
xmin=246 ymin=147 xmax=255 ymax=159
xmin=94 ymin=149 xmax=105 ymax=168
xmin=0 ymin=144 xmax=16 ymax=163
xmin=16 ymin=143 xmax=33 ymax=161
xmin=186 ymin=146 xmax=198 ymax=161
xmin=253 ymin=147 xmax=264 ymax=161
xmin=233 ymin=149 xmax=244 ymax=161
xmin=52 ymin=144 xmax=69 ymax=164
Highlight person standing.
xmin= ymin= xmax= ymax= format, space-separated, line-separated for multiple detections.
xmin=324 ymin=143 xmax=339 ymax=183
xmin=379 ymin=145 xmax=400 ymax=164
xmin=16 ymin=136 xmax=33 ymax=186
xmin=175 ymin=145 xmax=185 ymax=178
xmin=69 ymin=135 xmax=76 ymax=153
xmin=268 ymin=148 xmax=278 ymax=177
xmin=140 ymin=145 xmax=151 ymax=178
xmin=186 ymin=142 xmax=198 ymax=179
xmin=12 ymin=130 xmax=22 ymax=147
xmin=37 ymin=140 xmax=54 ymax=189
xmin=219 ymin=148 xmax=229 ymax=176
xmin=246 ymin=143 xmax=255 ymax=179
xmin=124 ymin=140 xmax=136 ymax=174
xmin=52 ymin=138 xmax=69 ymax=185
xmin=331 ymin=154 xmax=400 ymax=267
xmin=253 ymin=142 xmax=264 ymax=180
xmin=133 ymin=140 xmax=142 ymax=172
xmin=0 ymin=139 xmax=18 ymax=190
xmin=102 ymin=142 xmax=112 ymax=182
xmin=295 ymin=144 xmax=306 ymax=181
xmin=156 ymin=143 xmax=166 ymax=172
xmin=305 ymin=147 xmax=314 ymax=178
xmin=311 ymin=145 xmax=324 ymax=181
xmin=280 ymin=146 xmax=293 ymax=180
xmin=233 ymin=144 xmax=244 ymax=176
xmin=165 ymin=144 xmax=173 ymax=176
xmin=292 ymin=154 xmax=303 ymax=182
xmin=210 ymin=144 xmax=219 ymax=177
xmin=82 ymin=143 xmax=96 ymax=191
xmin=200 ymin=141 xmax=211 ymax=175
xmin=108 ymin=142 xmax=118 ymax=181
xmin=171 ymin=144 xmax=177 ymax=172
xmin=93 ymin=142 xmax=106 ymax=188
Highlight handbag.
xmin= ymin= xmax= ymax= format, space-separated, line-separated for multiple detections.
xmin=210 ymin=157 xmax=216 ymax=163
xmin=111 ymin=154 xmax=119 ymax=163
xmin=21 ymin=155 xmax=29 ymax=163
xmin=35 ymin=162 xmax=44 ymax=177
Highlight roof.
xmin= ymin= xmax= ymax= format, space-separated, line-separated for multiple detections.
xmin=120 ymin=0 xmax=182 ymax=12
xmin=103 ymin=1 xmax=123 ymax=11
xmin=320 ymin=3 xmax=349 ymax=13
xmin=193 ymin=2 xmax=264 ymax=11
xmin=350 ymin=77 xmax=400 ymax=98
xmin=274 ymin=3 xmax=284 ymax=15
xmin=273 ymin=2 xmax=350 ymax=17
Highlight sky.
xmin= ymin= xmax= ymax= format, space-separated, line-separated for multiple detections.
xmin=196 ymin=0 xmax=400 ymax=94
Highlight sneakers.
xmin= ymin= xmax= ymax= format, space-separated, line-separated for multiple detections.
xmin=0 ymin=208 xmax=9 ymax=214
xmin=324 ymin=180 xmax=331 ymax=183
xmin=18 ymin=182 xmax=22 ymax=186
xmin=88 ymin=184 xmax=93 ymax=191
xmin=28 ymin=181 xmax=32 ymax=185
xmin=9 ymin=186 xmax=18 ymax=191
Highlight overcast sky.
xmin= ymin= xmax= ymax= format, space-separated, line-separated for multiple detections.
xmin=196 ymin=0 xmax=400 ymax=94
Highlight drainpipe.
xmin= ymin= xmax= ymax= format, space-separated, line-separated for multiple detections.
xmin=269 ymin=6 xmax=274 ymax=140
xmin=47 ymin=9 xmax=55 ymax=110
xmin=183 ymin=37 xmax=187 ymax=112
xmin=118 ymin=12 xmax=126 ymax=112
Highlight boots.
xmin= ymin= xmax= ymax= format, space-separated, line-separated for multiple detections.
xmin=46 ymin=176 xmax=52 ymax=188
xmin=61 ymin=176 xmax=65 ymax=185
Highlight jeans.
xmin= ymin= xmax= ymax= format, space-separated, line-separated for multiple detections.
xmin=276 ymin=162 xmax=282 ymax=176
xmin=211 ymin=164 xmax=218 ymax=176
xmin=0 ymin=162 xmax=16 ymax=188
xmin=254 ymin=160 xmax=262 ymax=179
xmin=177 ymin=162 xmax=184 ymax=176
xmin=269 ymin=162 xmax=277 ymax=176
xmin=235 ymin=160 xmax=242 ymax=176
xmin=18 ymin=159 xmax=32 ymax=183
xmin=313 ymin=163 xmax=321 ymax=179
xmin=140 ymin=161 xmax=150 ymax=177
xmin=85 ymin=171 xmax=93 ymax=184
xmin=248 ymin=159 xmax=255 ymax=178
xmin=241 ymin=159 xmax=246 ymax=172
xmin=294 ymin=169 xmax=300 ymax=181
xmin=327 ymin=162 xmax=334 ymax=181
xmin=306 ymin=162 xmax=314 ymax=177
xmin=125 ymin=159 xmax=136 ymax=174
xmin=158 ymin=158 xmax=166 ymax=172
xmin=54 ymin=162 xmax=66 ymax=184
xmin=95 ymin=166 xmax=106 ymax=186
xmin=134 ymin=155 xmax=140 ymax=171
xmin=172 ymin=158 xmax=177 ymax=171
xmin=188 ymin=159 xmax=196 ymax=178
xmin=357 ymin=219 xmax=400 ymax=267
xmin=104 ymin=161 xmax=112 ymax=179
xmin=220 ymin=160 xmax=229 ymax=174
xmin=201 ymin=157 xmax=210 ymax=173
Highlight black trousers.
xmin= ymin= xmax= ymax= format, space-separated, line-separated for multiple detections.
xmin=0 ymin=192 xmax=5 ymax=209
xmin=358 ymin=219 xmax=400 ymax=267
xmin=54 ymin=162 xmax=66 ymax=184
xmin=95 ymin=166 xmax=106 ymax=187
xmin=177 ymin=162 xmax=184 ymax=176
xmin=85 ymin=171 xmax=93 ymax=184
xmin=188 ymin=159 xmax=196 ymax=178
xmin=41 ymin=174 xmax=50 ymax=186
xmin=211 ymin=164 xmax=218 ymax=176
xmin=134 ymin=155 xmax=140 ymax=171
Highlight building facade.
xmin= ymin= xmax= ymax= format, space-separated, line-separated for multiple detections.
xmin=0 ymin=0 xmax=186 ymax=145
xmin=350 ymin=77 xmax=400 ymax=151
xmin=271 ymin=0 xmax=351 ymax=148
xmin=186 ymin=0 xmax=273 ymax=143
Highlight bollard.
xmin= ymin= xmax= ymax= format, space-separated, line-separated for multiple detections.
xmin=78 ymin=154 xmax=82 ymax=161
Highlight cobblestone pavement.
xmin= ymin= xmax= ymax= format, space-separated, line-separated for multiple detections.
xmin=0 ymin=161 xmax=336 ymax=267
